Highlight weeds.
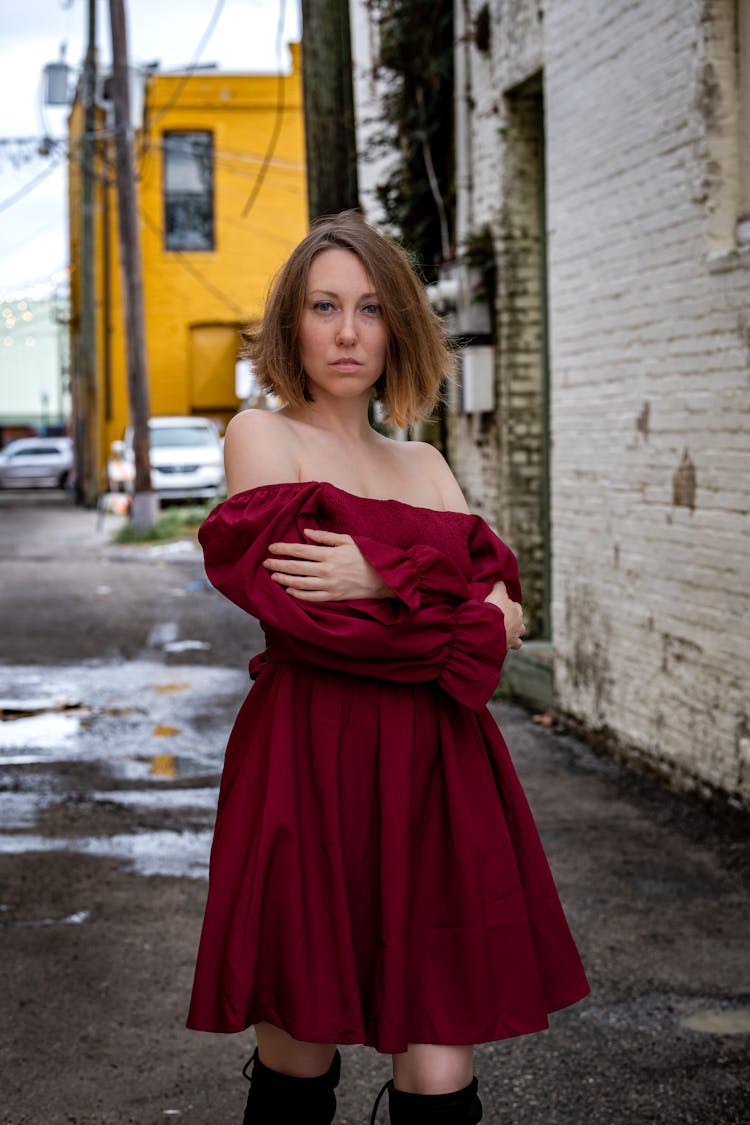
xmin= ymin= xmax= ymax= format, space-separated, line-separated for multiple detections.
xmin=112 ymin=502 xmax=215 ymax=544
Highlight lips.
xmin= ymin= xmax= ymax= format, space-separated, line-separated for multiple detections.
xmin=331 ymin=358 xmax=363 ymax=371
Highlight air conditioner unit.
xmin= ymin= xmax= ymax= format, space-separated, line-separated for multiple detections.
xmin=460 ymin=344 xmax=495 ymax=414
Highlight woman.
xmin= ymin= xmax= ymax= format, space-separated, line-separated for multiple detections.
xmin=187 ymin=212 xmax=589 ymax=1124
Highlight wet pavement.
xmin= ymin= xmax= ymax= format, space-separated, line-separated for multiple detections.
xmin=0 ymin=660 xmax=245 ymax=879
xmin=1 ymin=492 xmax=749 ymax=1124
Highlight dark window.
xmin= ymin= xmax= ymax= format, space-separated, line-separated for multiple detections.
xmin=163 ymin=132 xmax=214 ymax=251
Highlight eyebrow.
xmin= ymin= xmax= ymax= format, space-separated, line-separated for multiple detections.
xmin=308 ymin=289 xmax=379 ymax=300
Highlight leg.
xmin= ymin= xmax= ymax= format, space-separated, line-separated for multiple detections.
xmin=255 ymin=1021 xmax=338 ymax=1077
xmin=371 ymin=1044 xmax=482 ymax=1125
xmin=243 ymin=1023 xmax=340 ymax=1124
xmin=392 ymin=1044 xmax=474 ymax=1094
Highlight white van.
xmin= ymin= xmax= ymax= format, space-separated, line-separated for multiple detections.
xmin=111 ymin=416 xmax=225 ymax=501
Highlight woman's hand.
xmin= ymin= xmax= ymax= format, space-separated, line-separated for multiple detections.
xmin=262 ymin=529 xmax=393 ymax=602
xmin=484 ymin=580 xmax=526 ymax=649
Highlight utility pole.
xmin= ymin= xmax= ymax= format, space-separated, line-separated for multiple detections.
xmin=79 ymin=0 xmax=97 ymax=505
xmin=300 ymin=0 xmax=359 ymax=219
xmin=108 ymin=0 xmax=156 ymax=530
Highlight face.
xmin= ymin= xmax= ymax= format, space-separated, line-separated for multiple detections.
xmin=297 ymin=248 xmax=388 ymax=404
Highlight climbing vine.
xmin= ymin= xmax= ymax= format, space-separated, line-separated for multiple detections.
xmin=368 ymin=0 xmax=455 ymax=280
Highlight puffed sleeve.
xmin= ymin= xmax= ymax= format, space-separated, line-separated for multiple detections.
xmin=199 ymin=483 xmax=517 ymax=711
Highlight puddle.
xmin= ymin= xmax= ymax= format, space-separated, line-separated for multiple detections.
xmin=164 ymin=640 xmax=211 ymax=653
xmin=1 ymin=696 xmax=82 ymax=717
xmin=0 ymin=710 xmax=83 ymax=751
xmin=3 ymin=785 xmax=218 ymax=829
xmin=623 ymin=861 xmax=718 ymax=900
xmin=2 ymin=791 xmax=55 ymax=828
xmin=148 ymin=622 xmax=179 ymax=647
xmin=148 ymin=540 xmax=199 ymax=557
xmin=0 ymin=661 xmax=246 ymax=773
xmin=90 ymin=787 xmax=218 ymax=811
xmin=3 ymin=910 xmax=91 ymax=928
xmin=150 ymin=754 xmax=176 ymax=778
xmin=0 ymin=662 xmax=242 ymax=877
xmin=680 ymin=1009 xmax=750 ymax=1035
xmin=580 ymin=992 xmax=750 ymax=1037
xmin=114 ymin=754 xmax=218 ymax=783
xmin=0 ymin=830 xmax=213 ymax=879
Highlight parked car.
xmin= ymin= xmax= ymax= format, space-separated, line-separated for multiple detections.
xmin=109 ymin=416 xmax=225 ymax=502
xmin=0 ymin=436 xmax=73 ymax=489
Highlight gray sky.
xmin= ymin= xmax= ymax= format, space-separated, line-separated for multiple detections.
xmin=0 ymin=0 xmax=301 ymax=300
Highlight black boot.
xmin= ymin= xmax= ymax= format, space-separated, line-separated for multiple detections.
xmin=370 ymin=1077 xmax=483 ymax=1125
xmin=242 ymin=1047 xmax=341 ymax=1124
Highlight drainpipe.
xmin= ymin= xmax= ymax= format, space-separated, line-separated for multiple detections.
xmin=455 ymin=0 xmax=474 ymax=248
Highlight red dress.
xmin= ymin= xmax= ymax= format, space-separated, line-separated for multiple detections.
xmin=187 ymin=481 xmax=589 ymax=1052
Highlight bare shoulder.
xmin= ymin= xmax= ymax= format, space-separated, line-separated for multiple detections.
xmin=223 ymin=409 xmax=298 ymax=495
xmin=397 ymin=439 xmax=470 ymax=514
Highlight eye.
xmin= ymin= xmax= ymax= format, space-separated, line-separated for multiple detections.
xmin=312 ymin=300 xmax=335 ymax=313
xmin=362 ymin=303 xmax=382 ymax=316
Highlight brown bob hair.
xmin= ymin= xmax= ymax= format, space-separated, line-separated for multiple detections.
xmin=241 ymin=211 xmax=456 ymax=428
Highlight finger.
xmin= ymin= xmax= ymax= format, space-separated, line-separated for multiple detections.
xmin=303 ymin=528 xmax=353 ymax=545
xmin=270 ymin=572 xmax=328 ymax=590
xmin=264 ymin=557 xmax=329 ymax=576
xmin=267 ymin=541 xmax=331 ymax=560
xmin=286 ymin=587 xmax=336 ymax=602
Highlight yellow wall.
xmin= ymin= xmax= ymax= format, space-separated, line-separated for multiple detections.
xmin=69 ymin=44 xmax=307 ymax=488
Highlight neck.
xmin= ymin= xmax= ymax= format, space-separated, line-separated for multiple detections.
xmin=285 ymin=393 xmax=376 ymax=442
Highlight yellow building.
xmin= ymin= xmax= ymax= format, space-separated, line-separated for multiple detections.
xmin=68 ymin=44 xmax=306 ymax=495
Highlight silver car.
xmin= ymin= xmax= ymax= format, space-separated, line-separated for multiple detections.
xmin=115 ymin=416 xmax=225 ymax=502
xmin=0 ymin=436 xmax=73 ymax=489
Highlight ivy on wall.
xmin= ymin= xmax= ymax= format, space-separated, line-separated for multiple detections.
xmin=368 ymin=0 xmax=455 ymax=280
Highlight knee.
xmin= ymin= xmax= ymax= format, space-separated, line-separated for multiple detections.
xmin=392 ymin=1043 xmax=474 ymax=1095
xmin=254 ymin=1022 xmax=338 ymax=1078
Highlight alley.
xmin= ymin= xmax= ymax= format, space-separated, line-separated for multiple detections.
xmin=0 ymin=493 xmax=748 ymax=1124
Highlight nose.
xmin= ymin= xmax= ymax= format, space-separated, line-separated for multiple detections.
xmin=336 ymin=311 xmax=357 ymax=346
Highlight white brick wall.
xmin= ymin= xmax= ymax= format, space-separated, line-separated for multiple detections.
xmin=543 ymin=0 xmax=750 ymax=802
xmin=458 ymin=0 xmax=750 ymax=802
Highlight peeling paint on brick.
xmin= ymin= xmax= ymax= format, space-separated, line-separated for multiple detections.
xmin=635 ymin=401 xmax=651 ymax=439
xmin=563 ymin=583 xmax=613 ymax=722
xmin=672 ymin=449 xmax=697 ymax=511
xmin=696 ymin=60 xmax=722 ymax=133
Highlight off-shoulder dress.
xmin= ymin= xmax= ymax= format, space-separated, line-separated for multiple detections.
xmin=187 ymin=481 xmax=589 ymax=1053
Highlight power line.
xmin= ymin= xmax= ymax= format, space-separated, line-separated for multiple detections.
xmin=144 ymin=0 xmax=229 ymax=132
xmin=240 ymin=0 xmax=287 ymax=219
xmin=0 ymin=154 xmax=66 ymax=217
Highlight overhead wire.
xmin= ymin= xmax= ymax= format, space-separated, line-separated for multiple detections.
xmin=143 ymin=0 xmax=230 ymax=132
xmin=239 ymin=0 xmax=288 ymax=219
xmin=0 ymin=153 xmax=67 ymax=217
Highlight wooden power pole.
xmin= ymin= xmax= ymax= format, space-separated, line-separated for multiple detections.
xmin=301 ymin=0 xmax=360 ymax=220
xmin=108 ymin=0 xmax=156 ymax=530
xmin=78 ymin=0 xmax=97 ymax=505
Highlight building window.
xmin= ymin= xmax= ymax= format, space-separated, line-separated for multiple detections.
xmin=163 ymin=131 xmax=214 ymax=251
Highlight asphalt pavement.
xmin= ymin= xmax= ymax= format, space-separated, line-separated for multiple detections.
xmin=0 ymin=490 xmax=748 ymax=1125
